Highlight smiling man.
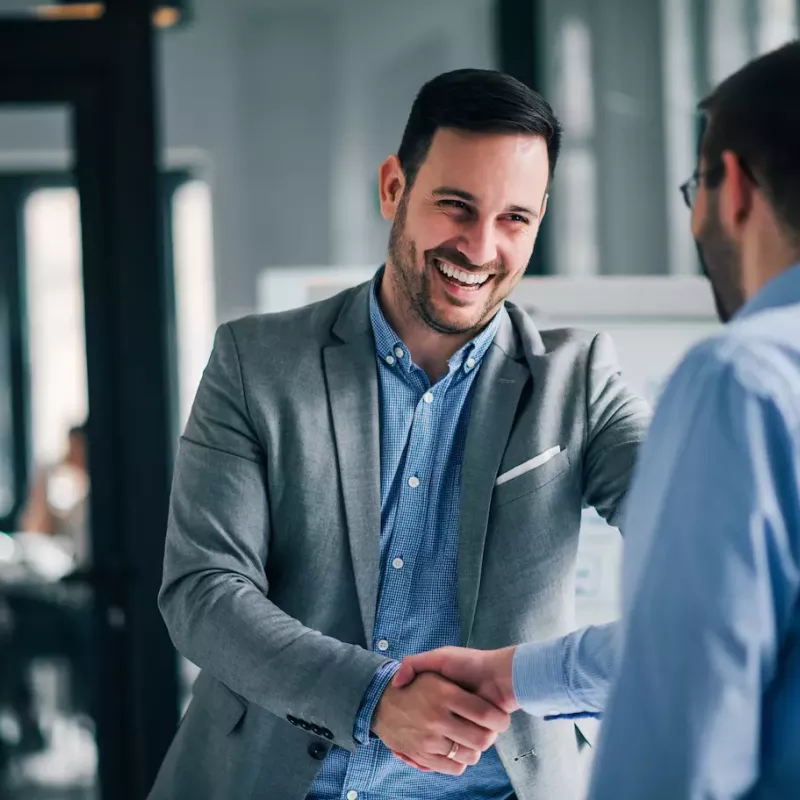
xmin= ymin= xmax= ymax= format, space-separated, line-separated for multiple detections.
xmin=149 ymin=69 xmax=650 ymax=800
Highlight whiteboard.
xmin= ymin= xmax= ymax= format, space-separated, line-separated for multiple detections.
xmin=258 ymin=268 xmax=720 ymax=625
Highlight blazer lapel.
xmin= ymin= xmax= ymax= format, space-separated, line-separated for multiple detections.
xmin=323 ymin=285 xmax=382 ymax=644
xmin=458 ymin=311 xmax=529 ymax=645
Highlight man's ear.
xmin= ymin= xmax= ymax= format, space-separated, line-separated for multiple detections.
xmin=379 ymin=155 xmax=406 ymax=221
xmin=718 ymin=149 xmax=756 ymax=239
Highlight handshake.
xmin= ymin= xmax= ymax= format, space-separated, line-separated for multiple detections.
xmin=371 ymin=646 xmax=519 ymax=776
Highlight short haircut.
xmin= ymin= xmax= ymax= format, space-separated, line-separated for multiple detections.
xmin=699 ymin=41 xmax=800 ymax=238
xmin=397 ymin=69 xmax=563 ymax=188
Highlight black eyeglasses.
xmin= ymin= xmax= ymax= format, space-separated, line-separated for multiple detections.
xmin=679 ymin=163 xmax=725 ymax=209
xmin=679 ymin=157 xmax=758 ymax=209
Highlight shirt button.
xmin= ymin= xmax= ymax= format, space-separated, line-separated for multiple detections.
xmin=392 ymin=557 xmax=404 ymax=569
xmin=394 ymin=347 xmax=405 ymax=358
xmin=385 ymin=355 xmax=395 ymax=365
xmin=423 ymin=391 xmax=434 ymax=404
xmin=408 ymin=476 xmax=420 ymax=488
xmin=377 ymin=639 xmax=390 ymax=652
xmin=465 ymin=357 xmax=476 ymax=371
xmin=347 ymin=792 xmax=359 ymax=800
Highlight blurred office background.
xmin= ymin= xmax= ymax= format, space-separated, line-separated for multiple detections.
xmin=0 ymin=0 xmax=796 ymax=797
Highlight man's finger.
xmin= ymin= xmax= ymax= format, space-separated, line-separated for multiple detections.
xmin=439 ymin=713 xmax=500 ymax=753
xmin=391 ymin=751 xmax=430 ymax=771
xmin=446 ymin=686 xmax=511 ymax=734
xmin=432 ymin=740 xmax=482 ymax=767
xmin=408 ymin=752 xmax=468 ymax=777
xmin=392 ymin=663 xmax=416 ymax=688
xmin=401 ymin=649 xmax=451 ymax=677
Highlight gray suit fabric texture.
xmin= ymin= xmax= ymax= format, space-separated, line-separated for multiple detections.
xmin=149 ymin=280 xmax=649 ymax=800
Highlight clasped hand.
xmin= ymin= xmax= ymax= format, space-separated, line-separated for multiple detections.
xmin=370 ymin=646 xmax=518 ymax=776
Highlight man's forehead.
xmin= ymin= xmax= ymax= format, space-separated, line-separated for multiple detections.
xmin=426 ymin=127 xmax=548 ymax=160
xmin=419 ymin=129 xmax=550 ymax=197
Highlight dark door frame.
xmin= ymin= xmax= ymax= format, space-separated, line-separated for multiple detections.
xmin=497 ymin=0 xmax=551 ymax=275
xmin=0 ymin=6 xmax=178 ymax=797
xmin=0 ymin=168 xmax=192 ymax=534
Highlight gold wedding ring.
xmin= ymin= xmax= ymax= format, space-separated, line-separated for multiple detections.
xmin=446 ymin=741 xmax=460 ymax=760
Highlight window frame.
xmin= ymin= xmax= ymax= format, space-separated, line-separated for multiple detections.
xmin=0 ymin=168 xmax=193 ymax=532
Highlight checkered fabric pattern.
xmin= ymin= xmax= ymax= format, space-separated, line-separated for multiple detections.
xmin=308 ymin=272 xmax=513 ymax=800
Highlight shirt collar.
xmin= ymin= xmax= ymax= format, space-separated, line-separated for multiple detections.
xmin=735 ymin=262 xmax=800 ymax=321
xmin=369 ymin=268 xmax=503 ymax=376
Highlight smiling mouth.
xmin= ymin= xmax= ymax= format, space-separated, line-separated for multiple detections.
xmin=433 ymin=258 xmax=494 ymax=289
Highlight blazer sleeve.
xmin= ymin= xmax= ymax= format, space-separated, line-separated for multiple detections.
xmin=582 ymin=332 xmax=651 ymax=530
xmin=158 ymin=323 xmax=389 ymax=753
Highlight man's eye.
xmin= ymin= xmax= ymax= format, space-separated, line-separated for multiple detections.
xmin=507 ymin=214 xmax=530 ymax=225
xmin=439 ymin=200 xmax=469 ymax=211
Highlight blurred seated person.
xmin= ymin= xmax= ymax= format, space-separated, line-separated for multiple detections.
xmin=19 ymin=421 xmax=90 ymax=568
xmin=0 ymin=422 xmax=92 ymax=757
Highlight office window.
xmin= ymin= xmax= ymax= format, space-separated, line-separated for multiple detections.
xmin=553 ymin=15 xmax=599 ymax=277
xmin=21 ymin=176 xmax=216 ymax=467
xmin=172 ymin=179 xmax=216 ymax=428
xmin=758 ymin=0 xmax=798 ymax=52
xmin=709 ymin=0 xmax=751 ymax=83
xmin=24 ymin=188 xmax=88 ymax=467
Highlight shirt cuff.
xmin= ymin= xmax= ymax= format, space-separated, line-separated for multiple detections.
xmin=513 ymin=637 xmax=580 ymax=717
xmin=353 ymin=659 xmax=402 ymax=745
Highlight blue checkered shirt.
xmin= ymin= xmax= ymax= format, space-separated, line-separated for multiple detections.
xmin=307 ymin=274 xmax=514 ymax=799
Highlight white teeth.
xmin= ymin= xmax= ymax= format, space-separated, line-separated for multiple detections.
xmin=435 ymin=259 xmax=490 ymax=286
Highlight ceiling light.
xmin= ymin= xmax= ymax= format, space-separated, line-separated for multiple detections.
xmin=35 ymin=1 xmax=187 ymax=29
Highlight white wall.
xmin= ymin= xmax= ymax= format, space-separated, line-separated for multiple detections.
xmin=0 ymin=0 xmax=497 ymax=322
xmin=330 ymin=0 xmax=497 ymax=266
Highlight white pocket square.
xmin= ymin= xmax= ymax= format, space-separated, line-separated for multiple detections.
xmin=495 ymin=446 xmax=562 ymax=487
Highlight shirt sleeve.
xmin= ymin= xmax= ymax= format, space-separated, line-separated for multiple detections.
xmin=589 ymin=345 xmax=800 ymax=800
xmin=512 ymin=622 xmax=617 ymax=717
xmin=353 ymin=660 xmax=402 ymax=745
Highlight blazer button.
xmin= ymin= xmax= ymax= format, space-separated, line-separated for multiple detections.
xmin=286 ymin=715 xmax=298 ymax=726
xmin=310 ymin=724 xmax=322 ymax=735
xmin=308 ymin=742 xmax=328 ymax=761
xmin=322 ymin=729 xmax=333 ymax=740
xmin=299 ymin=720 xmax=311 ymax=731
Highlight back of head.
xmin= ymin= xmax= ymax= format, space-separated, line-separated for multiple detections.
xmin=397 ymin=68 xmax=563 ymax=187
xmin=699 ymin=41 xmax=800 ymax=244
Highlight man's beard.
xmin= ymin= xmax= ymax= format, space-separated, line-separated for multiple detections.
xmin=386 ymin=196 xmax=500 ymax=336
xmin=696 ymin=195 xmax=745 ymax=324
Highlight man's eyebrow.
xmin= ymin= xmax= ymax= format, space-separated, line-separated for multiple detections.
xmin=508 ymin=203 xmax=539 ymax=219
xmin=432 ymin=186 xmax=539 ymax=219
xmin=432 ymin=186 xmax=478 ymax=203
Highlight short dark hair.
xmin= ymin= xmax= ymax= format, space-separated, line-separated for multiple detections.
xmin=397 ymin=69 xmax=563 ymax=188
xmin=699 ymin=41 xmax=800 ymax=239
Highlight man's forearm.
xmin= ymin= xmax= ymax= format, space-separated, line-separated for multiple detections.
xmin=161 ymin=564 xmax=391 ymax=752
xmin=513 ymin=622 xmax=618 ymax=717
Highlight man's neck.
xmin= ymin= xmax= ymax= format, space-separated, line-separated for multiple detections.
xmin=378 ymin=278 xmax=475 ymax=383
xmin=743 ymin=237 xmax=800 ymax=302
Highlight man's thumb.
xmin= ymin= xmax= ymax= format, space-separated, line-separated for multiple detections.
xmin=392 ymin=662 xmax=416 ymax=688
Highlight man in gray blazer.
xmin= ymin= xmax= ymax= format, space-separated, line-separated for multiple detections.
xmin=150 ymin=69 xmax=649 ymax=800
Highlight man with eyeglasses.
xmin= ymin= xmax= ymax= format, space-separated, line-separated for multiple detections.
xmin=395 ymin=41 xmax=800 ymax=799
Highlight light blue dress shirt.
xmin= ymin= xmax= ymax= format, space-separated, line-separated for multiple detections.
xmin=309 ymin=273 xmax=514 ymax=800
xmin=510 ymin=265 xmax=800 ymax=797
xmin=587 ymin=264 xmax=800 ymax=798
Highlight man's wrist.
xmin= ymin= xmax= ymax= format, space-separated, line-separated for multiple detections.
xmin=492 ymin=646 xmax=521 ymax=712
xmin=354 ymin=660 xmax=401 ymax=744
xmin=512 ymin=637 xmax=574 ymax=717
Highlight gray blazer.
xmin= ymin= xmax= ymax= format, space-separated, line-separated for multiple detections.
xmin=149 ymin=281 xmax=649 ymax=800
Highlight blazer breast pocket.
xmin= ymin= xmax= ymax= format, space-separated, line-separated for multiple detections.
xmin=492 ymin=448 xmax=571 ymax=508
